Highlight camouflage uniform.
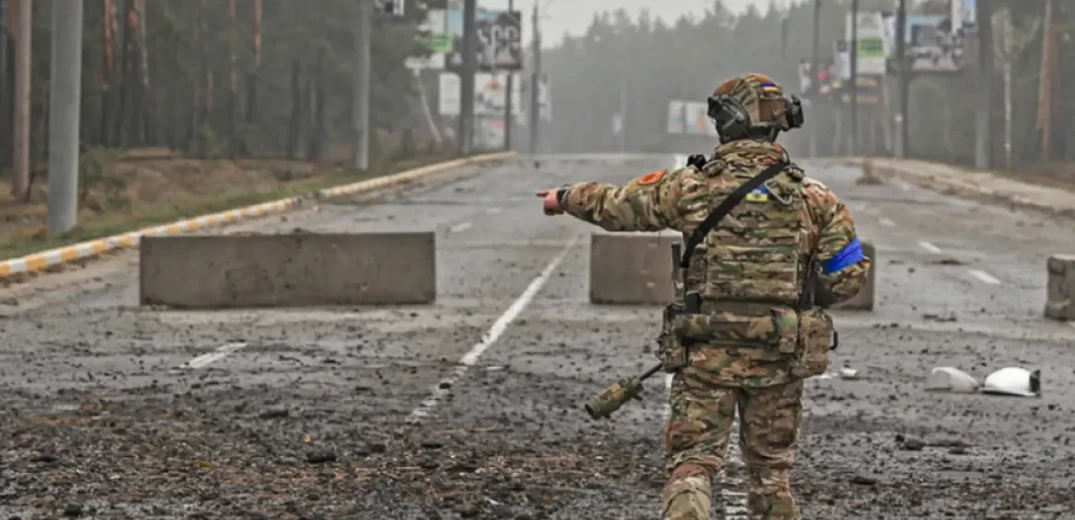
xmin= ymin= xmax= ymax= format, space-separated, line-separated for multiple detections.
xmin=556 ymin=74 xmax=870 ymax=519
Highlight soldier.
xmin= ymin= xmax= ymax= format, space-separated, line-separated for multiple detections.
xmin=537 ymin=73 xmax=870 ymax=519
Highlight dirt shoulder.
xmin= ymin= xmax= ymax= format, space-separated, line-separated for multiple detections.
xmin=0 ymin=148 xmax=458 ymax=261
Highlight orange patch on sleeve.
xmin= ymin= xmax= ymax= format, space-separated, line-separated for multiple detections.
xmin=636 ymin=169 xmax=666 ymax=186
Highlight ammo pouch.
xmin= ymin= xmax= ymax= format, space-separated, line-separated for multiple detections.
xmin=790 ymin=308 xmax=838 ymax=378
xmin=670 ymin=307 xmax=800 ymax=355
xmin=656 ymin=301 xmax=691 ymax=372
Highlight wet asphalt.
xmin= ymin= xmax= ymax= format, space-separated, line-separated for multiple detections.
xmin=1 ymin=155 xmax=1074 ymax=520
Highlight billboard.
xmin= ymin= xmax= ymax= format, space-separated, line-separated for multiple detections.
xmin=438 ymin=72 xmax=522 ymax=117
xmin=406 ymin=10 xmax=450 ymax=70
xmin=845 ymin=12 xmax=887 ymax=76
xmin=667 ymin=101 xmax=717 ymax=137
xmin=882 ymin=14 xmax=967 ymax=72
xmin=445 ymin=9 xmax=522 ymax=71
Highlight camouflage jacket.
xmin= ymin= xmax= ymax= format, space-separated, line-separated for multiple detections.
xmin=559 ymin=140 xmax=870 ymax=387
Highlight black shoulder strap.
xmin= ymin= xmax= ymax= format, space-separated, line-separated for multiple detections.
xmin=679 ymin=161 xmax=789 ymax=270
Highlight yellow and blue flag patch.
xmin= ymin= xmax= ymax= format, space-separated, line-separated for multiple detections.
xmin=760 ymin=81 xmax=781 ymax=94
xmin=745 ymin=186 xmax=769 ymax=202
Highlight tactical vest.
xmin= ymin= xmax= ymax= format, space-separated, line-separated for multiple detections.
xmin=692 ymin=160 xmax=808 ymax=309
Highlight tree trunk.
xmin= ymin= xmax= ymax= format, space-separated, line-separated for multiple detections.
xmin=187 ymin=3 xmax=201 ymax=153
xmin=286 ymin=56 xmax=303 ymax=159
xmin=0 ymin=0 xmax=9 ymax=169
xmin=100 ymin=0 xmax=115 ymax=148
xmin=198 ymin=0 xmax=210 ymax=158
xmin=114 ymin=0 xmax=133 ymax=147
xmin=136 ymin=0 xmax=152 ymax=145
xmin=306 ymin=50 xmax=324 ymax=162
xmin=227 ymin=0 xmax=237 ymax=159
xmin=245 ymin=0 xmax=262 ymax=125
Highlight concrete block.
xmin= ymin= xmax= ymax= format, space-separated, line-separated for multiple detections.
xmin=1045 ymin=254 xmax=1075 ymax=321
xmin=589 ymin=233 xmax=679 ymax=304
xmin=140 ymin=232 xmax=435 ymax=308
xmin=834 ymin=240 xmax=876 ymax=311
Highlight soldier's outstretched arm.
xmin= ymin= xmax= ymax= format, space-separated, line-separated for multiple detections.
xmin=550 ymin=168 xmax=690 ymax=232
xmin=805 ymin=180 xmax=872 ymax=307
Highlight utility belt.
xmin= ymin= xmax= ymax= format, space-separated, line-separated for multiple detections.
xmin=656 ymin=294 xmax=837 ymax=378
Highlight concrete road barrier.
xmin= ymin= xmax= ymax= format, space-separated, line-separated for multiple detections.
xmin=835 ymin=240 xmax=876 ymax=311
xmin=140 ymin=232 xmax=435 ymax=308
xmin=589 ymin=233 xmax=679 ymax=304
xmin=1045 ymin=254 xmax=1075 ymax=321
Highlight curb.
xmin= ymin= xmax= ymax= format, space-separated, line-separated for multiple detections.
xmin=0 ymin=151 xmax=515 ymax=280
xmin=855 ymin=157 xmax=1075 ymax=219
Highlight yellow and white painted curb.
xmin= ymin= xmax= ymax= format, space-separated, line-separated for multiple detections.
xmin=0 ymin=152 xmax=514 ymax=280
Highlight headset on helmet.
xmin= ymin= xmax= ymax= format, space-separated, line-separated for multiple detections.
xmin=706 ymin=93 xmax=805 ymax=141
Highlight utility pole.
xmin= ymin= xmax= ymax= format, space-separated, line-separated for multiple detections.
xmin=502 ymin=0 xmax=515 ymax=152
xmin=352 ymin=0 xmax=371 ymax=171
xmin=528 ymin=1 xmax=540 ymax=155
xmin=11 ymin=0 xmax=31 ymax=202
xmin=895 ymin=0 xmax=908 ymax=158
xmin=459 ymin=0 xmax=477 ymax=155
xmin=849 ymin=0 xmax=858 ymax=157
xmin=809 ymin=0 xmax=820 ymax=158
xmin=47 ymin=0 xmax=83 ymax=235
xmin=975 ymin=0 xmax=993 ymax=168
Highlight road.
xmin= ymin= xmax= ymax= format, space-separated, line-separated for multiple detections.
xmin=2 ymin=155 xmax=1074 ymax=520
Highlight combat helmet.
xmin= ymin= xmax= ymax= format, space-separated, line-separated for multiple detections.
xmin=707 ymin=73 xmax=804 ymax=142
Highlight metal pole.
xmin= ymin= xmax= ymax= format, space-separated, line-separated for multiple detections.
xmin=849 ymin=0 xmax=858 ymax=157
xmin=47 ymin=0 xmax=83 ymax=235
xmin=503 ymin=0 xmax=514 ymax=151
xmin=11 ymin=0 xmax=31 ymax=201
xmin=460 ymin=0 xmax=477 ymax=155
xmin=809 ymin=0 xmax=820 ymax=158
xmin=975 ymin=0 xmax=992 ymax=168
xmin=619 ymin=82 xmax=626 ymax=153
xmin=895 ymin=0 xmax=907 ymax=158
xmin=352 ymin=0 xmax=370 ymax=171
xmin=528 ymin=1 xmax=540 ymax=154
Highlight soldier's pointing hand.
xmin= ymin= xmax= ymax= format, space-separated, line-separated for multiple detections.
xmin=536 ymin=189 xmax=564 ymax=215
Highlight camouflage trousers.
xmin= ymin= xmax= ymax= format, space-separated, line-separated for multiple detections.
xmin=661 ymin=375 xmax=804 ymax=520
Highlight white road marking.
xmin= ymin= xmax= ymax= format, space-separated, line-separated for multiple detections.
xmin=449 ymin=221 xmax=473 ymax=233
xmin=663 ymin=373 xmax=747 ymax=519
xmin=968 ymin=269 xmax=1002 ymax=285
xmin=918 ymin=241 xmax=942 ymax=254
xmin=181 ymin=342 xmax=247 ymax=369
xmin=486 ymin=207 xmax=502 ymax=215
xmin=408 ymin=233 xmax=582 ymax=422
xmin=879 ymin=217 xmax=896 ymax=227
xmin=1069 ymin=322 xmax=1075 ymax=331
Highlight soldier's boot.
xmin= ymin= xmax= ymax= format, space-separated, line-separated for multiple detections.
xmin=745 ymin=480 xmax=798 ymax=520
xmin=661 ymin=464 xmax=712 ymax=520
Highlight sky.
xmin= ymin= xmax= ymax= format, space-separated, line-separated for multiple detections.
xmin=484 ymin=0 xmax=760 ymax=47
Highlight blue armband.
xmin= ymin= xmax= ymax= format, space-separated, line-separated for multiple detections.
xmin=823 ymin=237 xmax=864 ymax=274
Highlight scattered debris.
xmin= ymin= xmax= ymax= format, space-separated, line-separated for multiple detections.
xmin=306 ymin=450 xmax=337 ymax=464
xmin=922 ymin=313 xmax=958 ymax=323
xmin=258 ymin=407 xmax=290 ymax=419
xmin=896 ymin=434 xmax=926 ymax=451
xmin=925 ymin=367 xmax=980 ymax=394
xmin=930 ymin=257 xmax=966 ymax=266
xmin=839 ymin=366 xmax=861 ymax=380
xmin=851 ymin=475 xmax=878 ymax=486
xmin=856 ymin=162 xmax=884 ymax=185
xmin=982 ymin=367 xmax=1041 ymax=397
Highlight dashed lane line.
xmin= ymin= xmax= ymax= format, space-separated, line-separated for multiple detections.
xmin=180 ymin=342 xmax=248 ymax=369
xmin=449 ymin=221 xmax=473 ymax=233
xmin=486 ymin=208 xmax=502 ymax=215
xmin=879 ymin=217 xmax=896 ymax=227
xmin=408 ymin=233 xmax=582 ymax=423
xmin=968 ymin=269 xmax=1002 ymax=285
xmin=919 ymin=241 xmax=942 ymax=254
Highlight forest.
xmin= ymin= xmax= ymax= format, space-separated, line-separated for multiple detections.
xmin=541 ymin=0 xmax=1072 ymax=170
xmin=0 ymin=0 xmax=445 ymax=177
